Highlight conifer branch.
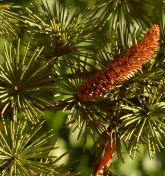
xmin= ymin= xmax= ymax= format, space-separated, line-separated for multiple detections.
xmin=0 ymin=118 xmax=78 ymax=175
xmin=0 ymin=0 xmax=165 ymax=176
xmin=21 ymin=0 xmax=105 ymax=59
xmin=0 ymin=39 xmax=58 ymax=122
xmin=0 ymin=4 xmax=23 ymax=39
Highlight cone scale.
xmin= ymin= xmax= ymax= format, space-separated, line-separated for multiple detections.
xmin=77 ymin=25 xmax=160 ymax=101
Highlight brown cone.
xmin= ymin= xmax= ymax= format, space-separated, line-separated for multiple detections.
xmin=77 ymin=25 xmax=160 ymax=101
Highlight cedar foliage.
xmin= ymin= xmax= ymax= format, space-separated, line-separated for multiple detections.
xmin=0 ymin=0 xmax=165 ymax=175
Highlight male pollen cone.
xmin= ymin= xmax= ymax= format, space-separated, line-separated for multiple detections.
xmin=77 ymin=25 xmax=160 ymax=101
